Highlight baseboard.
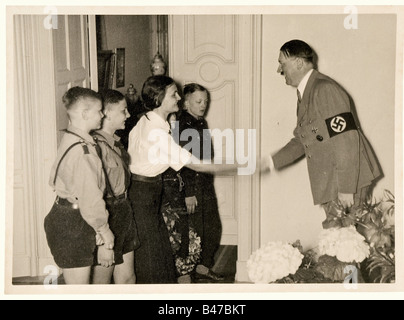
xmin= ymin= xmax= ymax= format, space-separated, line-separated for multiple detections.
xmin=235 ymin=260 xmax=251 ymax=283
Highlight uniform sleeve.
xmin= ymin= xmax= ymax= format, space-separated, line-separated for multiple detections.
xmin=272 ymin=127 xmax=306 ymax=170
xmin=75 ymin=153 xmax=109 ymax=233
xmin=315 ymin=81 xmax=360 ymax=193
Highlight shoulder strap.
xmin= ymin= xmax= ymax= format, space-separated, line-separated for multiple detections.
xmin=53 ymin=142 xmax=83 ymax=185
xmin=53 ymin=130 xmax=93 ymax=185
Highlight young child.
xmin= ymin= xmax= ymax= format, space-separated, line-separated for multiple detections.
xmin=44 ymin=87 xmax=115 ymax=284
xmin=91 ymin=90 xmax=139 ymax=284
xmin=178 ymin=83 xmax=224 ymax=282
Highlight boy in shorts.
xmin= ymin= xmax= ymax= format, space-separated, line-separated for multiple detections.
xmin=92 ymin=90 xmax=140 ymax=284
xmin=44 ymin=87 xmax=115 ymax=284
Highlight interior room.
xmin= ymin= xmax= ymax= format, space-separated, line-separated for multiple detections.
xmin=10 ymin=11 xmax=398 ymax=287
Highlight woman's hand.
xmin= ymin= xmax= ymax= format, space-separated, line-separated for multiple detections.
xmin=185 ymin=196 xmax=198 ymax=214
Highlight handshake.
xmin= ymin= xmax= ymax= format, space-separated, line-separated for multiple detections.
xmin=257 ymin=156 xmax=273 ymax=174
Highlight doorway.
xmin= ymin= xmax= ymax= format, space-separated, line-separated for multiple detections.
xmin=95 ymin=15 xmax=168 ymax=95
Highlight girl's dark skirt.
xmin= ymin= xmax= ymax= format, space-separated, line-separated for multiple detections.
xmin=129 ymin=176 xmax=176 ymax=284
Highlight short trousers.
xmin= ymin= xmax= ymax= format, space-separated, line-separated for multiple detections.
xmin=44 ymin=201 xmax=97 ymax=269
xmin=94 ymin=197 xmax=139 ymax=266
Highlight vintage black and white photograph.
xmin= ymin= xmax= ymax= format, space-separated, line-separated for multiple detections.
xmin=4 ymin=3 xmax=404 ymax=299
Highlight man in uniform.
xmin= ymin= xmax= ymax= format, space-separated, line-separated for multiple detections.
xmin=268 ymin=40 xmax=381 ymax=228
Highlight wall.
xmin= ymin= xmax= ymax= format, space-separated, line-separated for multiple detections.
xmin=261 ymin=14 xmax=396 ymax=250
xmin=103 ymin=15 xmax=153 ymax=95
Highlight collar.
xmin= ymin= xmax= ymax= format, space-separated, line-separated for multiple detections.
xmin=297 ymin=69 xmax=314 ymax=98
xmin=148 ymin=111 xmax=170 ymax=130
xmin=94 ymin=130 xmax=121 ymax=148
xmin=67 ymin=125 xmax=96 ymax=145
xmin=181 ymin=111 xmax=205 ymax=125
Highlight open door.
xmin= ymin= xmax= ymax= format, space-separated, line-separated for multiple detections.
xmin=53 ymin=15 xmax=92 ymax=144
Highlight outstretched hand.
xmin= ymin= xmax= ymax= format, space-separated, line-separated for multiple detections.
xmin=257 ymin=156 xmax=272 ymax=174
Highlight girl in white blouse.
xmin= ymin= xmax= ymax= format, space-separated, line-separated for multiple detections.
xmin=128 ymin=76 xmax=238 ymax=283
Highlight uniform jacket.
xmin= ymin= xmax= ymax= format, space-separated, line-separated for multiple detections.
xmin=49 ymin=125 xmax=110 ymax=233
xmin=272 ymin=70 xmax=381 ymax=205
xmin=177 ymin=111 xmax=216 ymax=199
xmin=92 ymin=130 xmax=131 ymax=197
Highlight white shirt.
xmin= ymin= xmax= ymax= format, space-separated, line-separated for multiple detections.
xmin=128 ymin=111 xmax=198 ymax=177
xmin=297 ymin=69 xmax=314 ymax=100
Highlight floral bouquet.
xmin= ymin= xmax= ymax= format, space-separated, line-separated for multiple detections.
xmin=313 ymin=226 xmax=370 ymax=282
xmin=247 ymin=242 xmax=304 ymax=284
xmin=318 ymin=226 xmax=370 ymax=263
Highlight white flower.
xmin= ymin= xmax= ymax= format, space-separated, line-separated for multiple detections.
xmin=318 ymin=226 xmax=370 ymax=263
xmin=247 ymin=242 xmax=303 ymax=284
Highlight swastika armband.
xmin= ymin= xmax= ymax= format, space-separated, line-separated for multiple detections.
xmin=325 ymin=112 xmax=357 ymax=138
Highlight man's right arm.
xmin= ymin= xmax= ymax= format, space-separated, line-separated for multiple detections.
xmin=272 ymin=130 xmax=306 ymax=170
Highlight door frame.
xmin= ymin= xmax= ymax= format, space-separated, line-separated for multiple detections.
xmin=11 ymin=14 xmax=99 ymax=279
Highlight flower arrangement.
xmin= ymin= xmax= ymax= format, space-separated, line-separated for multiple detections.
xmin=318 ymin=226 xmax=370 ymax=263
xmin=262 ymin=190 xmax=395 ymax=284
xmin=324 ymin=190 xmax=395 ymax=283
xmin=247 ymin=242 xmax=304 ymax=283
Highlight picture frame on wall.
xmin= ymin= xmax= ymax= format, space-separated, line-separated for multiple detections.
xmin=97 ymin=50 xmax=114 ymax=91
xmin=116 ymin=48 xmax=125 ymax=88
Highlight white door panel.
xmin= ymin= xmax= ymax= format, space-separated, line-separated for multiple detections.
xmin=170 ymin=15 xmax=253 ymax=245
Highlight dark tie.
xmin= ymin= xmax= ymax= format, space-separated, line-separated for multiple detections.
xmin=297 ymin=89 xmax=302 ymax=116
xmin=94 ymin=139 xmax=115 ymax=199
xmin=114 ymin=140 xmax=131 ymax=189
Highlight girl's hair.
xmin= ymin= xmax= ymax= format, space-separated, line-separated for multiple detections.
xmin=141 ymin=75 xmax=175 ymax=110
xmin=100 ymin=89 xmax=125 ymax=112
xmin=62 ymin=86 xmax=102 ymax=110
xmin=183 ymin=83 xmax=208 ymax=100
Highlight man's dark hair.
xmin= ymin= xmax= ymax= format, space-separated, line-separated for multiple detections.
xmin=141 ymin=75 xmax=175 ymax=111
xmin=62 ymin=86 xmax=102 ymax=110
xmin=280 ymin=40 xmax=315 ymax=64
